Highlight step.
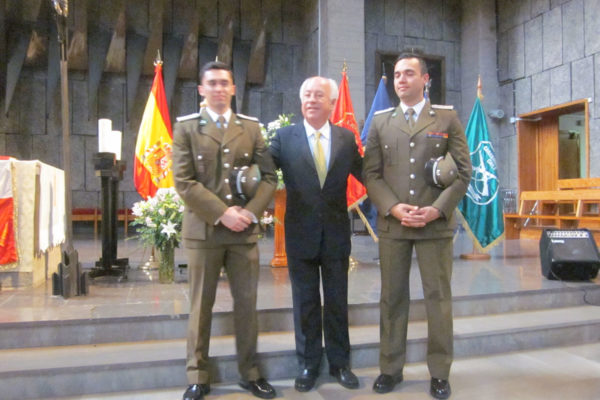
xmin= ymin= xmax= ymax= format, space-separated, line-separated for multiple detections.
xmin=2 ymin=305 xmax=600 ymax=400
xmin=3 ymin=285 xmax=599 ymax=349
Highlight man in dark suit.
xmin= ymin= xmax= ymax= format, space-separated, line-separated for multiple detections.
xmin=173 ymin=61 xmax=277 ymax=400
xmin=363 ymin=50 xmax=472 ymax=399
xmin=270 ymin=76 xmax=363 ymax=392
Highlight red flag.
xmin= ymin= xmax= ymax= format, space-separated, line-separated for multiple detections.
xmin=134 ymin=61 xmax=174 ymax=199
xmin=331 ymin=70 xmax=367 ymax=209
xmin=0 ymin=161 xmax=18 ymax=265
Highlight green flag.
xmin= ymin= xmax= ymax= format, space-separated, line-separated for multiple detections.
xmin=458 ymin=96 xmax=504 ymax=251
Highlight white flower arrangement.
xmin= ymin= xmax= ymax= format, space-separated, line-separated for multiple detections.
xmin=130 ymin=187 xmax=184 ymax=252
xmin=260 ymin=113 xmax=294 ymax=190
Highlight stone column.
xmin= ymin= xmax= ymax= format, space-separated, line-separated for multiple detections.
xmin=318 ymin=0 xmax=366 ymax=120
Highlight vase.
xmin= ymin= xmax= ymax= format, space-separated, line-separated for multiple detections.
xmin=158 ymin=244 xmax=175 ymax=283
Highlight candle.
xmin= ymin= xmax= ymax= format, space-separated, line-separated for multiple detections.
xmin=111 ymin=130 xmax=122 ymax=160
xmin=98 ymin=118 xmax=112 ymax=153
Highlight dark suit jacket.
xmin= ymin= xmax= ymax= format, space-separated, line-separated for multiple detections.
xmin=270 ymin=123 xmax=362 ymax=259
xmin=363 ymin=102 xmax=472 ymax=240
xmin=172 ymin=109 xmax=277 ymax=247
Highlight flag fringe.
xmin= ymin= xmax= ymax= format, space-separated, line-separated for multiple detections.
xmin=458 ymin=210 xmax=505 ymax=253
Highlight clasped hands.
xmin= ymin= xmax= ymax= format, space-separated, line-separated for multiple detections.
xmin=220 ymin=206 xmax=255 ymax=232
xmin=390 ymin=203 xmax=440 ymax=228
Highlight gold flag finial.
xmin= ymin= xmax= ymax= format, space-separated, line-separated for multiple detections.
xmin=154 ymin=50 xmax=163 ymax=66
xmin=477 ymin=75 xmax=483 ymax=100
xmin=342 ymin=60 xmax=348 ymax=73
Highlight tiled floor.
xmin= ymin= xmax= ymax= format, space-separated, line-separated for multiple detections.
xmin=0 ymin=228 xmax=590 ymax=323
xmin=3 ymin=228 xmax=600 ymax=399
xmin=52 ymin=343 xmax=600 ymax=399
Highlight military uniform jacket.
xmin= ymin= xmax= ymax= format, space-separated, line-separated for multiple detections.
xmin=173 ymin=109 xmax=277 ymax=246
xmin=363 ymin=102 xmax=472 ymax=240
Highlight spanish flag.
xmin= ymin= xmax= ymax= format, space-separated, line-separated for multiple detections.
xmin=331 ymin=70 xmax=367 ymax=209
xmin=0 ymin=159 xmax=18 ymax=265
xmin=134 ymin=60 xmax=174 ymax=199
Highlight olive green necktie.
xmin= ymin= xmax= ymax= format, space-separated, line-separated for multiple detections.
xmin=313 ymin=131 xmax=327 ymax=188
xmin=406 ymin=108 xmax=416 ymax=130
xmin=217 ymin=115 xmax=226 ymax=133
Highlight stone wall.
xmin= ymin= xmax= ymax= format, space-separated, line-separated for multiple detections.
xmin=496 ymin=0 xmax=600 ymax=187
xmin=364 ymin=0 xmax=462 ymax=117
xmin=0 ymin=0 xmax=312 ymax=209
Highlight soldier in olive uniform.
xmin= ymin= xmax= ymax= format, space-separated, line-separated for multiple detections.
xmin=173 ymin=61 xmax=277 ymax=400
xmin=363 ymin=51 xmax=472 ymax=399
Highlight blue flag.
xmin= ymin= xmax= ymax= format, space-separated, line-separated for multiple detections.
xmin=458 ymin=96 xmax=504 ymax=251
xmin=360 ymin=76 xmax=392 ymax=232
xmin=360 ymin=76 xmax=392 ymax=145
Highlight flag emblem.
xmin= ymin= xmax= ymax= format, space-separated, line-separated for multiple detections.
xmin=466 ymin=140 xmax=499 ymax=206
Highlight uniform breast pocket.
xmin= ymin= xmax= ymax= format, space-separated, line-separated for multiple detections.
xmin=382 ymin=140 xmax=398 ymax=165
xmin=195 ymin=152 xmax=214 ymax=175
xmin=426 ymin=133 xmax=448 ymax=156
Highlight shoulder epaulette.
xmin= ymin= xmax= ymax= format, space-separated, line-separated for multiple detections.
xmin=431 ymin=104 xmax=454 ymax=110
xmin=176 ymin=112 xmax=201 ymax=122
xmin=236 ymin=113 xmax=259 ymax=122
xmin=374 ymin=107 xmax=395 ymax=116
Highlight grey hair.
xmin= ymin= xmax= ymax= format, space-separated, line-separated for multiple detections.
xmin=299 ymin=77 xmax=339 ymax=101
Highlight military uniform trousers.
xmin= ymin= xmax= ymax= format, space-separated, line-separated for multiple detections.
xmin=185 ymin=242 xmax=261 ymax=384
xmin=378 ymin=236 xmax=454 ymax=380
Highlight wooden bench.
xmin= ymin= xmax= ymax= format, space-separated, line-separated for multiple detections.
xmin=71 ymin=208 xmax=132 ymax=238
xmin=504 ymin=178 xmax=600 ymax=243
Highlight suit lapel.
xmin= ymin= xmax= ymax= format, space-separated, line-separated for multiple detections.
xmin=389 ymin=105 xmax=412 ymax=137
xmin=328 ymin=125 xmax=341 ymax=174
xmin=197 ymin=109 xmax=222 ymax=143
xmin=223 ymin=114 xmax=245 ymax=146
xmin=411 ymin=102 xmax=435 ymax=136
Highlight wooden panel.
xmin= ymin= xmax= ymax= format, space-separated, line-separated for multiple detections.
xmin=558 ymin=178 xmax=600 ymax=189
xmin=537 ymin=117 xmax=559 ymax=190
xmin=517 ymin=120 xmax=539 ymax=192
xmin=517 ymin=99 xmax=589 ymax=193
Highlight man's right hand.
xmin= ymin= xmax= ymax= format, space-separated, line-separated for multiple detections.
xmin=389 ymin=203 xmax=418 ymax=222
xmin=220 ymin=206 xmax=252 ymax=232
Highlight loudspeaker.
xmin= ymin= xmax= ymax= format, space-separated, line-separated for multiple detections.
xmin=539 ymin=229 xmax=600 ymax=281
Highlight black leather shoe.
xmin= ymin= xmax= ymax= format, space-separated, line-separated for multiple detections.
xmin=329 ymin=366 xmax=359 ymax=389
xmin=239 ymin=378 xmax=276 ymax=399
xmin=182 ymin=383 xmax=210 ymax=400
xmin=372 ymin=373 xmax=403 ymax=394
xmin=430 ymin=378 xmax=451 ymax=399
xmin=295 ymin=369 xmax=318 ymax=392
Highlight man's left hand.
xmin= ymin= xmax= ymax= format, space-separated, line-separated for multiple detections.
xmin=400 ymin=206 xmax=441 ymax=228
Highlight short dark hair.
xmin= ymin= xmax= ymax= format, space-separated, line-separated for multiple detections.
xmin=395 ymin=49 xmax=428 ymax=75
xmin=199 ymin=61 xmax=233 ymax=83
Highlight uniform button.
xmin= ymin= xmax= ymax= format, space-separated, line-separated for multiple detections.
xmin=224 ymin=178 xmax=229 ymax=184
xmin=384 ymin=144 xmax=389 ymax=149
xmin=410 ymin=142 xmax=415 ymax=147
xmin=410 ymin=158 xmax=415 ymax=163
xmin=409 ymin=190 xmax=415 ymax=195
xmin=436 ymin=144 xmax=440 ymax=148
xmin=410 ymin=174 xmax=415 ymax=179
xmin=244 ymin=153 xmax=249 ymax=157
xmin=197 ymin=155 xmax=203 ymax=160
xmin=224 ymin=163 xmax=230 ymax=168
xmin=224 ymin=148 xmax=230 ymax=153
xmin=226 ymin=194 xmax=232 ymax=200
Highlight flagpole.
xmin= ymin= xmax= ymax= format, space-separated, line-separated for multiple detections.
xmin=350 ymin=203 xmax=378 ymax=242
